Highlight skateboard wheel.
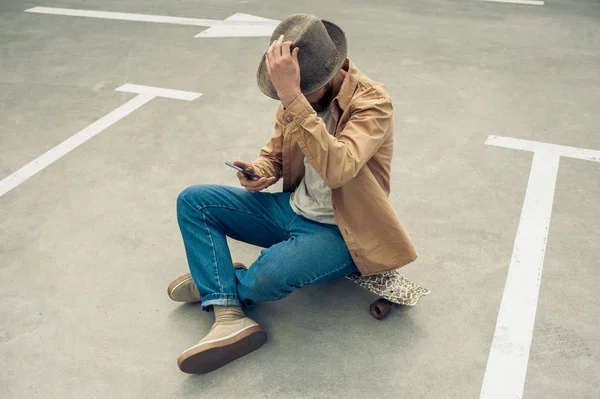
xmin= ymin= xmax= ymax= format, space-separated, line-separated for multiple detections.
xmin=370 ymin=299 xmax=392 ymax=320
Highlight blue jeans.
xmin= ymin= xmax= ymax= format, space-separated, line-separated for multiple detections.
xmin=176 ymin=184 xmax=358 ymax=311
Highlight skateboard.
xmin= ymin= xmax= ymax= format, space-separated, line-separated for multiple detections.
xmin=346 ymin=270 xmax=430 ymax=320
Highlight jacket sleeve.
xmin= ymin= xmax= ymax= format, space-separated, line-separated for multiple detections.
xmin=279 ymin=91 xmax=392 ymax=189
xmin=251 ymin=115 xmax=284 ymax=180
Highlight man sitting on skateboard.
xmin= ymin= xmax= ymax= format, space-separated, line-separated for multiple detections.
xmin=169 ymin=14 xmax=417 ymax=374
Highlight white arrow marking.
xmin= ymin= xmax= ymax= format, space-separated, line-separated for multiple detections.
xmin=195 ymin=13 xmax=278 ymax=38
xmin=0 ymin=85 xmax=202 ymax=198
xmin=480 ymin=136 xmax=599 ymax=399
xmin=25 ymin=7 xmax=279 ymax=38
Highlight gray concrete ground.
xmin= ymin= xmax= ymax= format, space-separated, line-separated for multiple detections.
xmin=1 ymin=0 xmax=599 ymax=398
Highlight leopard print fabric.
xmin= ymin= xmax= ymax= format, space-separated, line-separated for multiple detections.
xmin=346 ymin=270 xmax=430 ymax=306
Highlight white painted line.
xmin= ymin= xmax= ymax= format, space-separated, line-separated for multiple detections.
xmin=25 ymin=7 xmax=279 ymax=38
xmin=480 ymin=136 xmax=599 ymax=399
xmin=116 ymin=84 xmax=202 ymax=101
xmin=481 ymin=0 xmax=545 ymax=5
xmin=481 ymin=151 xmax=559 ymax=399
xmin=25 ymin=7 xmax=217 ymax=26
xmin=486 ymin=135 xmax=600 ymax=162
xmin=0 ymin=85 xmax=202 ymax=198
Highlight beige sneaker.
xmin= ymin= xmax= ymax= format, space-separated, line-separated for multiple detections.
xmin=177 ymin=317 xmax=266 ymax=374
xmin=167 ymin=273 xmax=201 ymax=303
xmin=167 ymin=264 xmax=246 ymax=303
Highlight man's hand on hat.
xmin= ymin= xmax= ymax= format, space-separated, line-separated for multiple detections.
xmin=266 ymin=35 xmax=302 ymax=109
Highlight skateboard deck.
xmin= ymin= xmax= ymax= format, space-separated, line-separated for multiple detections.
xmin=346 ymin=270 xmax=430 ymax=319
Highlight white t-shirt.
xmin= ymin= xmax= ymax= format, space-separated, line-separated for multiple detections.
xmin=289 ymin=109 xmax=337 ymax=225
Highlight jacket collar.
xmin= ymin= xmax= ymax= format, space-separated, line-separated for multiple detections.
xmin=334 ymin=59 xmax=359 ymax=111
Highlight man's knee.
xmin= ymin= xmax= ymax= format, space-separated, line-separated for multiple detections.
xmin=177 ymin=184 xmax=216 ymax=215
xmin=239 ymin=265 xmax=294 ymax=304
xmin=255 ymin=267 xmax=285 ymax=292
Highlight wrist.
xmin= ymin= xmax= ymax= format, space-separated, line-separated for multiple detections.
xmin=279 ymin=89 xmax=302 ymax=109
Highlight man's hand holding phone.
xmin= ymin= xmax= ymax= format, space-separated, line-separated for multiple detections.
xmin=231 ymin=161 xmax=276 ymax=193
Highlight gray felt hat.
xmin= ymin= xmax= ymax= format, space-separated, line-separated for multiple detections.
xmin=257 ymin=14 xmax=347 ymax=100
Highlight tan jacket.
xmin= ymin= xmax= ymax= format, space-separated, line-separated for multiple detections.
xmin=252 ymin=59 xmax=417 ymax=276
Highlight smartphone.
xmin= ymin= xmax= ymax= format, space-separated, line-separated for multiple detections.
xmin=224 ymin=161 xmax=262 ymax=180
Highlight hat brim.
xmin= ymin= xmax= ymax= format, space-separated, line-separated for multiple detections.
xmin=256 ymin=19 xmax=348 ymax=100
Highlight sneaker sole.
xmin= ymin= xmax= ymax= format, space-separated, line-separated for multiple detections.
xmin=167 ymin=273 xmax=199 ymax=302
xmin=177 ymin=325 xmax=266 ymax=374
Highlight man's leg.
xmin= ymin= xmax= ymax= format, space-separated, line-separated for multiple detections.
xmin=174 ymin=184 xmax=298 ymax=374
xmin=235 ymin=215 xmax=358 ymax=307
xmin=176 ymin=184 xmax=296 ymax=310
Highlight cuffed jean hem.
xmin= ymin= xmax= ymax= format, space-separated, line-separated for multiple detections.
xmin=201 ymin=294 xmax=242 ymax=312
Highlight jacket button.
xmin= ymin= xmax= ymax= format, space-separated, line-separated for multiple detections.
xmin=286 ymin=116 xmax=293 ymax=123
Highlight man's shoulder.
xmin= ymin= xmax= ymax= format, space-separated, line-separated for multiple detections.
xmin=349 ymin=78 xmax=392 ymax=112
xmin=347 ymin=61 xmax=391 ymax=104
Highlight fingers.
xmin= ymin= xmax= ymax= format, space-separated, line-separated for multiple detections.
xmin=266 ymin=35 xmax=295 ymax=71
xmin=268 ymin=35 xmax=285 ymax=64
xmin=266 ymin=39 xmax=275 ymax=67
xmin=241 ymin=177 xmax=265 ymax=192
xmin=233 ymin=160 xmax=257 ymax=185
xmin=239 ymin=175 xmax=264 ymax=187
xmin=281 ymin=41 xmax=292 ymax=59
xmin=266 ymin=53 xmax=272 ymax=76
xmin=292 ymin=46 xmax=299 ymax=62
xmin=274 ymin=35 xmax=284 ymax=61
xmin=233 ymin=159 xmax=275 ymax=192
xmin=248 ymin=177 xmax=276 ymax=193
xmin=233 ymin=160 xmax=250 ymax=169
xmin=239 ymin=176 xmax=276 ymax=193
